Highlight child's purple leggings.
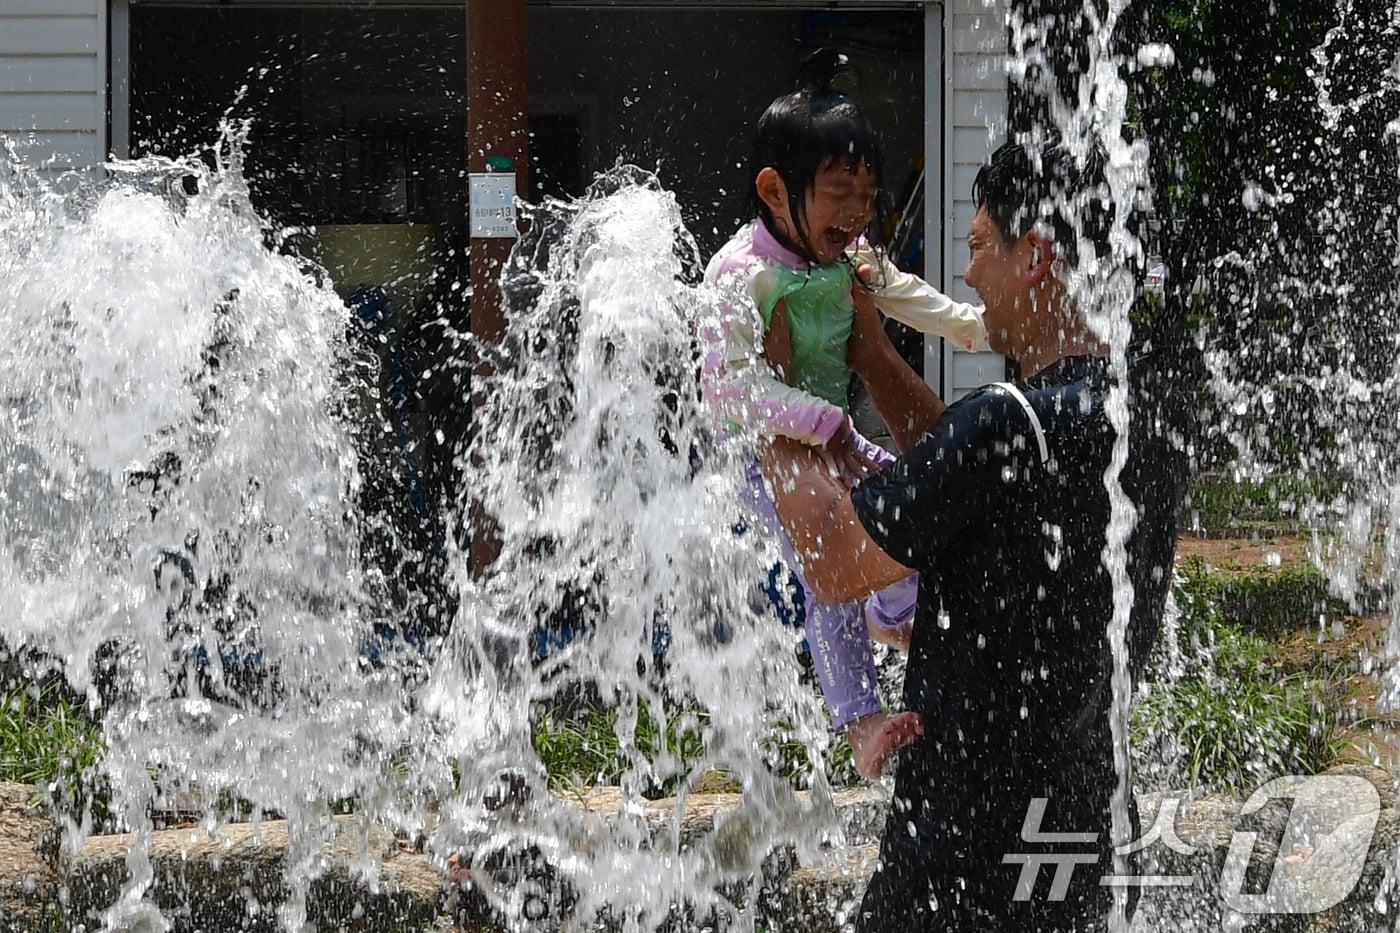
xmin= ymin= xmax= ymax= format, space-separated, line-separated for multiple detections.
xmin=745 ymin=431 xmax=918 ymax=728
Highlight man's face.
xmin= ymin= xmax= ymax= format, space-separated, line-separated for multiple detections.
xmin=964 ymin=204 xmax=1035 ymax=357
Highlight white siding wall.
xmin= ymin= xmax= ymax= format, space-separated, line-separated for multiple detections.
xmin=0 ymin=0 xmax=106 ymax=176
xmin=941 ymin=0 xmax=1008 ymax=399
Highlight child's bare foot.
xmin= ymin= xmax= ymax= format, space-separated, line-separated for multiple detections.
xmin=845 ymin=710 xmax=924 ymax=779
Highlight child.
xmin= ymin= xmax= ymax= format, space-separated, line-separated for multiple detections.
xmin=703 ymin=51 xmax=986 ymax=779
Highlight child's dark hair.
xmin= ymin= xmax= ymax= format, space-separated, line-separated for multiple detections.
xmin=746 ymin=49 xmax=888 ymax=265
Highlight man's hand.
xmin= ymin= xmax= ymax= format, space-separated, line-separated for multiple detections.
xmin=846 ymin=710 xmax=924 ymax=779
xmin=846 ymin=264 xmax=887 ymax=379
xmin=821 ymin=419 xmax=884 ymax=487
xmin=844 ymin=263 xmax=947 ymax=452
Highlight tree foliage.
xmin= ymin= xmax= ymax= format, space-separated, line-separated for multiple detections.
xmin=1011 ymin=0 xmax=1400 ymax=473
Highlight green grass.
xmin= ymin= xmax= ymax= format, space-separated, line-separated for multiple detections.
xmin=1131 ymin=667 xmax=1343 ymax=794
xmin=1214 ymin=566 xmax=1341 ymax=633
xmin=532 ymin=702 xmax=856 ymax=796
xmin=0 ymin=672 xmax=849 ymax=823
xmin=1180 ymin=615 xmax=1277 ymax=676
xmin=1132 ymin=571 xmax=1351 ymax=794
xmin=1189 ymin=477 xmax=1296 ymax=529
xmin=532 ymin=702 xmax=707 ymax=796
xmin=0 ymin=684 xmax=103 ymax=788
xmin=1177 ymin=556 xmax=1345 ymax=635
xmin=36 ymin=902 xmax=68 ymax=933
xmin=763 ymin=716 xmax=855 ymax=787
xmin=1187 ymin=475 xmax=1341 ymax=533
xmin=0 ymin=557 xmax=1355 ymax=812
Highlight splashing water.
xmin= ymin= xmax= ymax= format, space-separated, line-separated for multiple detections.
xmin=0 ymin=139 xmax=835 ymax=931
xmin=1194 ymin=0 xmax=1400 ymax=924
xmin=1199 ymin=0 xmax=1400 ymax=628
xmin=1009 ymin=3 xmax=1154 ymax=929
xmin=1196 ymin=0 xmax=1400 ymax=718
xmin=7 ymin=7 xmax=1393 ymax=928
xmin=423 ymin=168 xmax=833 ymax=931
xmin=0 ymin=130 xmax=430 ymax=930
xmin=1012 ymin=0 xmax=1400 ymax=923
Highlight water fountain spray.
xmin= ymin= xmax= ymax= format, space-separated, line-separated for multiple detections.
xmin=0 ymin=127 xmax=423 ymax=931
xmin=422 ymin=167 xmax=836 ymax=931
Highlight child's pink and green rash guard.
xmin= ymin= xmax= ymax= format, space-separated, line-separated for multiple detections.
xmin=703 ymin=219 xmax=985 ymax=729
xmin=702 ymin=218 xmax=986 ymax=446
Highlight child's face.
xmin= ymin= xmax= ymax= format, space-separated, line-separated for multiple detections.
xmin=760 ymin=159 xmax=879 ymax=264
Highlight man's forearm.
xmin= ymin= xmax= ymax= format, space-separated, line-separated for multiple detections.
xmin=855 ymin=339 xmax=946 ymax=453
xmin=760 ymin=439 xmax=914 ymax=604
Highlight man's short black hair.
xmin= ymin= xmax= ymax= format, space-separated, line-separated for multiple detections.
xmin=972 ymin=137 xmax=1121 ymax=267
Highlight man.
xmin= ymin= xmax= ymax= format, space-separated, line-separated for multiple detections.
xmin=762 ymin=139 xmax=1191 ymax=930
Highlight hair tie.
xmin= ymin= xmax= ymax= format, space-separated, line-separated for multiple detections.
xmin=796 ymin=48 xmax=854 ymax=95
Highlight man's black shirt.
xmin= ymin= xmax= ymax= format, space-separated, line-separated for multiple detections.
xmin=849 ymin=355 xmax=1191 ymax=930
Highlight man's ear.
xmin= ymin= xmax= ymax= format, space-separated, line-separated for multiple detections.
xmin=1025 ymin=231 xmax=1055 ymax=287
xmin=755 ymin=167 xmax=788 ymax=216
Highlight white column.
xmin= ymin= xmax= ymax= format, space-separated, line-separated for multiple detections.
xmin=109 ymin=0 xmax=129 ymax=160
xmin=922 ymin=0 xmax=946 ymax=394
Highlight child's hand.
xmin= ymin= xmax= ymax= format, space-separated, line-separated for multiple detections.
xmin=845 ymin=710 xmax=924 ymax=780
xmin=821 ymin=419 xmax=884 ymax=487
